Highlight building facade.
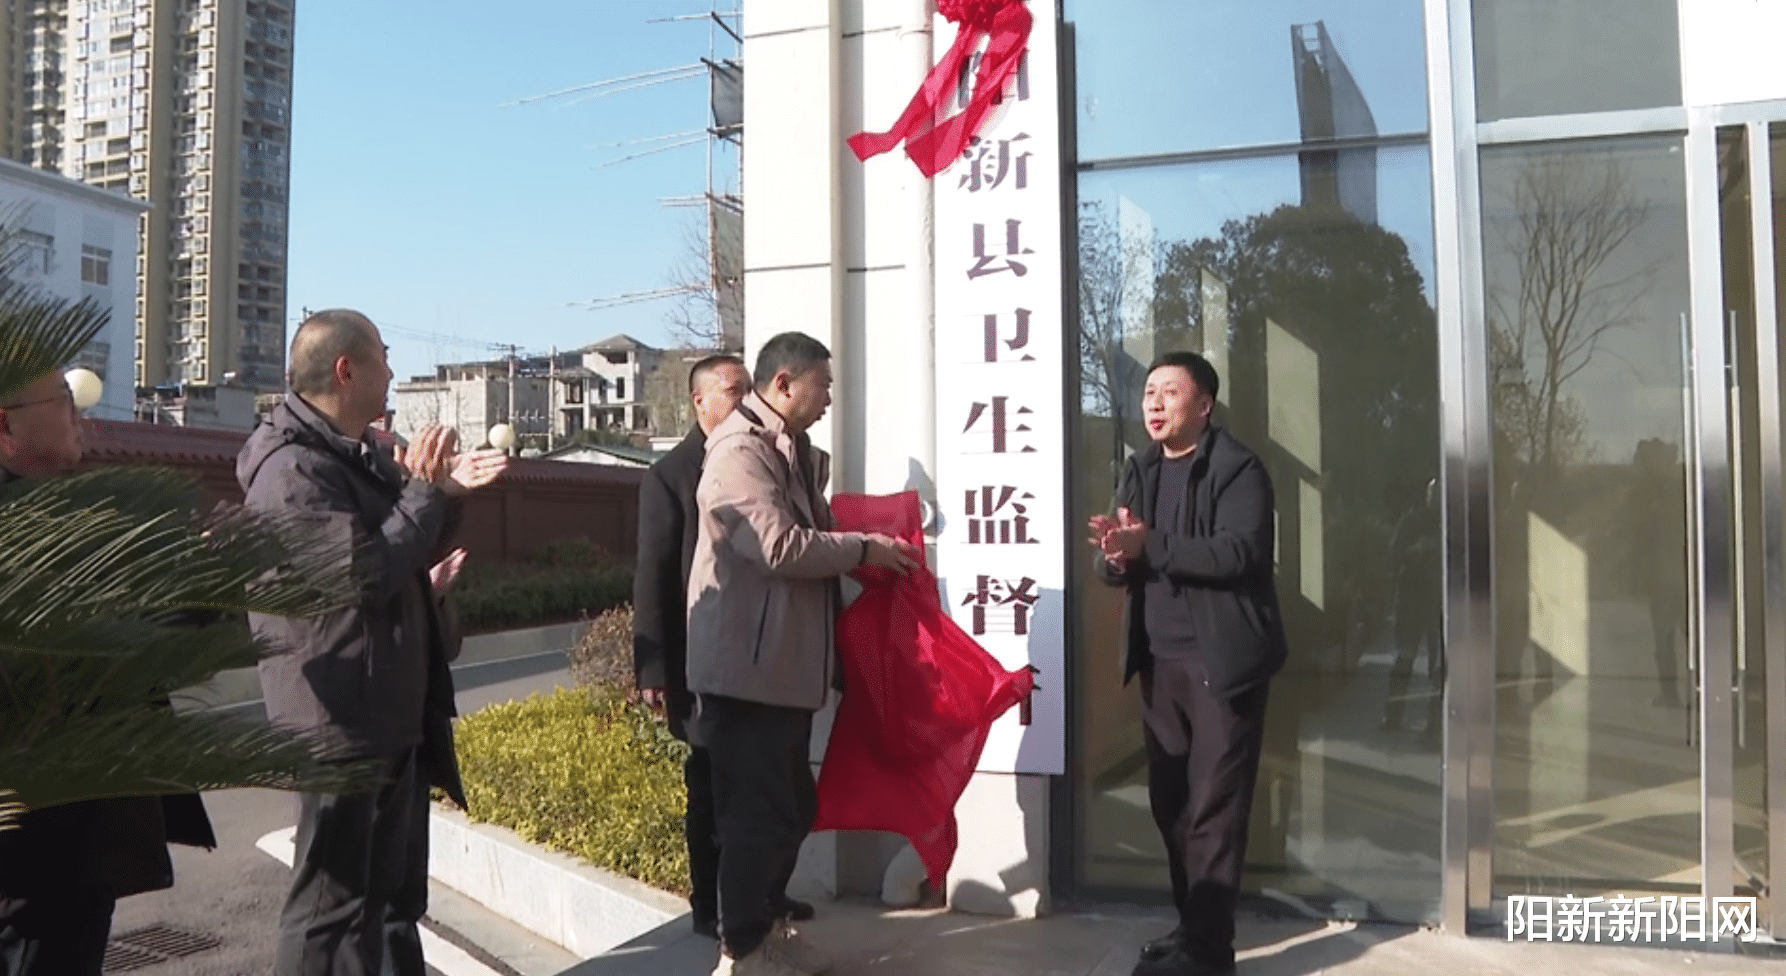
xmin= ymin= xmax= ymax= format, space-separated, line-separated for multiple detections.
xmin=744 ymin=0 xmax=1786 ymax=941
xmin=6 ymin=0 xmax=293 ymax=392
xmin=0 ymin=152 xmax=145 ymax=421
xmin=133 ymin=379 xmax=255 ymax=429
xmin=394 ymin=336 xmax=676 ymax=450
xmin=391 ymin=360 xmax=551 ymax=451
xmin=565 ymin=333 xmax=663 ymax=435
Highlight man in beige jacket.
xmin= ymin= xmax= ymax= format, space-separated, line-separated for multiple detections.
xmin=686 ymin=332 xmax=917 ymax=976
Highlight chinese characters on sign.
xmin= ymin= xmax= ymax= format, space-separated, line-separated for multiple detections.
xmin=932 ymin=0 xmax=1063 ymax=776
xmin=965 ymin=486 xmax=1039 ymax=545
xmin=960 ymin=134 xmax=1032 ymax=193
xmin=962 ymin=397 xmax=1036 ymax=454
xmin=967 ymin=219 xmax=1035 ymax=279
xmin=960 ymin=575 xmax=1041 ymax=636
xmin=1506 ymin=895 xmax=1758 ymax=943
xmin=978 ymin=308 xmax=1035 ymax=363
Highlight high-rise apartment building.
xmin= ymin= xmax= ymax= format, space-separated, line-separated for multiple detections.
xmin=8 ymin=0 xmax=293 ymax=390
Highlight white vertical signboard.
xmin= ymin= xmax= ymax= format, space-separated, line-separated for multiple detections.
xmin=933 ymin=0 xmax=1065 ymax=776
xmin=1681 ymin=0 xmax=1786 ymax=108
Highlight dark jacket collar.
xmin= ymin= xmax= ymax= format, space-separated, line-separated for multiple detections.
xmin=1136 ymin=423 xmax=1220 ymax=473
xmin=282 ymin=393 xmax=369 ymax=456
xmin=237 ymin=391 xmax=393 ymax=495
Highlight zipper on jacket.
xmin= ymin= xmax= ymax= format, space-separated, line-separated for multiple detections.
xmin=751 ymin=593 xmax=771 ymax=665
xmin=821 ymin=589 xmax=833 ymax=703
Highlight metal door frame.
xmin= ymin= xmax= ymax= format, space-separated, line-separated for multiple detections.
xmin=1694 ymin=100 xmax=1786 ymax=938
xmin=1434 ymin=0 xmax=1786 ymax=929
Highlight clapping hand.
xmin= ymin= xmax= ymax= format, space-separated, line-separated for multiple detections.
xmin=429 ymin=547 xmax=468 ymax=596
xmin=445 ymin=447 xmax=508 ymax=496
xmin=394 ymin=425 xmax=453 ymax=484
xmin=1087 ymin=507 xmax=1148 ymax=571
xmin=395 ymin=424 xmax=509 ymax=496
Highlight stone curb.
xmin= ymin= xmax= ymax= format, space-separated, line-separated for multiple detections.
xmin=427 ymin=804 xmax=687 ymax=960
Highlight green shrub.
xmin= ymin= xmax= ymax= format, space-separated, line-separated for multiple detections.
xmin=525 ymin=537 xmax=617 ymax=571
xmin=451 ymin=563 xmax=630 ymax=634
xmin=568 ymin=605 xmax=634 ymax=691
xmin=454 ymin=685 xmax=690 ymax=894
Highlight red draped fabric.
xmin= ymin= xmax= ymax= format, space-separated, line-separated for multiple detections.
xmin=814 ymin=490 xmax=1037 ymax=892
xmin=845 ymin=0 xmax=1035 ymax=178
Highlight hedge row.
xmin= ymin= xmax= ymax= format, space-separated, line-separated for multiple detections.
xmin=449 ymin=539 xmax=631 ymax=634
xmin=449 ymin=565 xmax=630 ymax=634
xmin=454 ymin=683 xmax=692 ymax=895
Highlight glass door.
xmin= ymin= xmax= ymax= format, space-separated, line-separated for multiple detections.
xmin=1712 ymin=114 xmax=1786 ymax=938
xmin=1484 ymin=133 xmax=1701 ymax=908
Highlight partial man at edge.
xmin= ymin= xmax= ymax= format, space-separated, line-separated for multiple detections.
xmin=0 ymin=367 xmax=216 ymax=976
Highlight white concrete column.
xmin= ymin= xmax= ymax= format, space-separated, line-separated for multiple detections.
xmin=740 ymin=0 xmax=843 ymax=455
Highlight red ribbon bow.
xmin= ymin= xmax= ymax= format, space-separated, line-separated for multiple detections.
xmin=846 ymin=0 xmax=1034 ymax=178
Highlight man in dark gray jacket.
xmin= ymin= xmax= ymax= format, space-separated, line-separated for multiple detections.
xmin=238 ymin=309 xmax=506 ymax=976
xmin=1089 ymin=351 xmax=1286 ymax=976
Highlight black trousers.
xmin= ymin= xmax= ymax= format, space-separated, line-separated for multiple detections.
xmin=276 ymin=748 xmax=430 ymax=976
xmin=0 ymin=893 xmax=114 ymax=976
xmin=1142 ymin=657 xmax=1269 ymax=969
xmin=684 ymin=745 xmax=721 ymax=924
xmin=697 ymin=694 xmax=815 ymax=960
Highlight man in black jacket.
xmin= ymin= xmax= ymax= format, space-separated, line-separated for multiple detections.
xmin=239 ymin=309 xmax=506 ymax=976
xmin=633 ymin=353 xmax=818 ymax=938
xmin=1088 ymin=352 xmax=1287 ymax=976
xmin=0 ymin=367 xmax=216 ymax=976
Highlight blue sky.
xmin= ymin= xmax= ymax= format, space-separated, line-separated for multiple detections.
xmin=285 ymin=0 xmax=730 ymax=383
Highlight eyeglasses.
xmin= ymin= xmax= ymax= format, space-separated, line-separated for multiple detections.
xmin=0 ymin=388 xmax=75 ymax=414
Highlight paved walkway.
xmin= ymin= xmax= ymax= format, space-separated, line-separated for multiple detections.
xmin=559 ymin=901 xmax=1785 ymax=976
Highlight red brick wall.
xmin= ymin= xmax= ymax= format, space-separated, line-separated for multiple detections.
xmin=81 ymin=419 xmax=644 ymax=565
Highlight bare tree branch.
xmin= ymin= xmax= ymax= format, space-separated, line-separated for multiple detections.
xmin=1488 ymin=153 xmax=1656 ymax=469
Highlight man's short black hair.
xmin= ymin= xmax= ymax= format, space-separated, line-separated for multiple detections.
xmin=687 ymin=353 xmax=745 ymax=394
xmin=1147 ymin=350 xmax=1219 ymax=402
xmin=289 ymin=309 xmax=376 ymax=397
xmin=752 ymin=332 xmax=831 ymax=391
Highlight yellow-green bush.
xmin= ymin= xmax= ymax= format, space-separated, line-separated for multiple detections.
xmin=454 ymin=685 xmax=691 ymax=893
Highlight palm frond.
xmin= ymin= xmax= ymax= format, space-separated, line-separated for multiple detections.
xmin=1 ymin=708 xmax=381 ymax=811
xmin=0 ymin=288 xmax=109 ymax=402
xmin=0 ymin=468 xmax=358 ymax=651
xmin=1 ymin=620 xmax=258 ymax=743
xmin=0 ymin=289 xmax=388 ymax=817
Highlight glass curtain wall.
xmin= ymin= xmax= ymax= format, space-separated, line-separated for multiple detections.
xmin=1066 ymin=0 xmax=1443 ymax=923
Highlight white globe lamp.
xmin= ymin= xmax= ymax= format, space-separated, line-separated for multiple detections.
xmin=64 ymin=368 xmax=103 ymax=411
xmin=487 ymin=423 xmax=516 ymax=452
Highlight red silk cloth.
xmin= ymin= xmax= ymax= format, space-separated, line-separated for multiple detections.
xmin=813 ymin=490 xmax=1037 ymax=893
xmin=845 ymin=0 xmax=1034 ymax=178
